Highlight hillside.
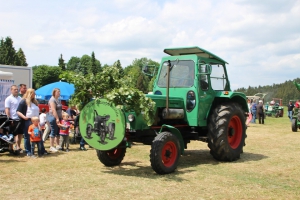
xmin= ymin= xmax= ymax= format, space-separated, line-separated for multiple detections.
xmin=234 ymin=78 xmax=300 ymax=105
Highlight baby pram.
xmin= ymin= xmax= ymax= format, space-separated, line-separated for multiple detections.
xmin=0 ymin=114 xmax=20 ymax=154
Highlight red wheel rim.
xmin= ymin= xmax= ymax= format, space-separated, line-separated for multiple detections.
xmin=107 ymin=148 xmax=121 ymax=159
xmin=161 ymin=141 xmax=178 ymax=167
xmin=227 ymin=115 xmax=242 ymax=149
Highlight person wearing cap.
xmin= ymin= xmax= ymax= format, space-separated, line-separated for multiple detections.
xmin=287 ymin=100 xmax=294 ymax=122
xmin=257 ymin=100 xmax=265 ymax=124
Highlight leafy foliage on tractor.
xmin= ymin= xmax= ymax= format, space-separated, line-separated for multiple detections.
xmin=60 ymin=66 xmax=156 ymax=126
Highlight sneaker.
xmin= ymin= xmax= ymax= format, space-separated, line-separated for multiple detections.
xmin=27 ymin=153 xmax=32 ymax=157
xmin=18 ymin=148 xmax=24 ymax=154
xmin=66 ymin=148 xmax=69 ymax=152
xmin=31 ymin=155 xmax=37 ymax=158
xmin=43 ymin=151 xmax=48 ymax=155
xmin=56 ymin=146 xmax=62 ymax=150
xmin=50 ymin=147 xmax=58 ymax=152
xmin=79 ymin=147 xmax=86 ymax=151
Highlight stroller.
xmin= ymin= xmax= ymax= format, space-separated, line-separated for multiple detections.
xmin=0 ymin=114 xmax=20 ymax=154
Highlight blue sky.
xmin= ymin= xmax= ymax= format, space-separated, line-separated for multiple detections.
xmin=1 ymin=0 xmax=300 ymax=90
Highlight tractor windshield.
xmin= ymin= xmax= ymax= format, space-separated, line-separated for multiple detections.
xmin=157 ymin=60 xmax=195 ymax=88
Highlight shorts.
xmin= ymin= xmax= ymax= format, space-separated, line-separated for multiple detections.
xmin=11 ymin=120 xmax=23 ymax=136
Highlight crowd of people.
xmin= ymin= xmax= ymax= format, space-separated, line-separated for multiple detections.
xmin=247 ymin=98 xmax=265 ymax=125
xmin=3 ymin=84 xmax=86 ymax=158
xmin=247 ymin=98 xmax=300 ymax=125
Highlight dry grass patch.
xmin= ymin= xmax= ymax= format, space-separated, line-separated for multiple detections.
xmin=1 ymin=115 xmax=300 ymax=199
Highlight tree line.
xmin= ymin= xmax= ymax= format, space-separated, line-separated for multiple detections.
xmin=2 ymin=36 xmax=300 ymax=106
xmin=234 ymin=78 xmax=300 ymax=105
xmin=33 ymin=53 xmax=158 ymax=93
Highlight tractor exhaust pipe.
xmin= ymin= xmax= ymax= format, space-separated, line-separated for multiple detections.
xmin=165 ymin=60 xmax=171 ymax=117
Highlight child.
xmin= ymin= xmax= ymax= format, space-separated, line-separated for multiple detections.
xmin=58 ymin=112 xmax=71 ymax=152
xmin=74 ymin=113 xmax=86 ymax=151
xmin=39 ymin=108 xmax=47 ymax=131
xmin=39 ymin=108 xmax=48 ymax=155
xmin=28 ymin=117 xmax=42 ymax=158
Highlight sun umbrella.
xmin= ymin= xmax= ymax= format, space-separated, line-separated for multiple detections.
xmin=35 ymin=81 xmax=75 ymax=100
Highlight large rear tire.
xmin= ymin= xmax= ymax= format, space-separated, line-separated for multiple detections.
xmin=150 ymin=132 xmax=180 ymax=174
xmin=96 ymin=142 xmax=126 ymax=166
xmin=208 ymin=103 xmax=246 ymax=161
xmin=291 ymin=119 xmax=297 ymax=132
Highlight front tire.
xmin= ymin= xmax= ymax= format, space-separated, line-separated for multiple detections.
xmin=96 ymin=142 xmax=126 ymax=166
xmin=150 ymin=132 xmax=180 ymax=174
xmin=208 ymin=103 xmax=246 ymax=161
xmin=292 ymin=119 xmax=297 ymax=132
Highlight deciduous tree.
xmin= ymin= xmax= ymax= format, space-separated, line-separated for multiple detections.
xmin=32 ymin=65 xmax=61 ymax=89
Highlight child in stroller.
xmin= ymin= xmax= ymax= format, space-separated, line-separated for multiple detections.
xmin=0 ymin=115 xmax=20 ymax=155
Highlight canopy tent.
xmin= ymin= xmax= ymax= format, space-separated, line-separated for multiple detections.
xmin=35 ymin=81 xmax=74 ymax=100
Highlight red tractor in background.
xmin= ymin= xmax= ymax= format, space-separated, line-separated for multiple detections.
xmin=265 ymin=98 xmax=284 ymax=117
xmin=271 ymin=98 xmax=283 ymax=106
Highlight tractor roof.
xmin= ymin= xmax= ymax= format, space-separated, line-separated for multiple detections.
xmin=163 ymin=46 xmax=228 ymax=64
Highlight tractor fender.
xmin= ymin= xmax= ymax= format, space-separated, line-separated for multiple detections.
xmin=159 ymin=124 xmax=185 ymax=155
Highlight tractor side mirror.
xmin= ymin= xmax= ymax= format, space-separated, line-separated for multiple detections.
xmin=142 ymin=65 xmax=149 ymax=73
xmin=198 ymin=63 xmax=211 ymax=75
xmin=142 ymin=64 xmax=158 ymax=77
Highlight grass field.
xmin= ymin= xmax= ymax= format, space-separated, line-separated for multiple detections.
xmin=1 ymin=114 xmax=300 ymax=200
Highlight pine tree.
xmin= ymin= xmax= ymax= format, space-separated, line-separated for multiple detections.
xmin=16 ymin=48 xmax=28 ymax=66
xmin=113 ymin=60 xmax=124 ymax=78
xmin=90 ymin=51 xmax=97 ymax=75
xmin=1 ymin=37 xmax=17 ymax=65
xmin=58 ymin=54 xmax=66 ymax=70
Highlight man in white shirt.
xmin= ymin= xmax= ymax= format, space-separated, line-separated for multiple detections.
xmin=5 ymin=85 xmax=22 ymax=153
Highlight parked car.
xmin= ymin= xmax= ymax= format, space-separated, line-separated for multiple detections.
xmin=37 ymin=99 xmax=69 ymax=113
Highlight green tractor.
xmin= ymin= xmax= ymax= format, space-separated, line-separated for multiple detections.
xmin=79 ymin=46 xmax=248 ymax=174
xmin=292 ymin=82 xmax=300 ymax=132
xmin=265 ymin=98 xmax=284 ymax=118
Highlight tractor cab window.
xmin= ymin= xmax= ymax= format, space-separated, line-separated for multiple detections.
xmin=210 ymin=64 xmax=227 ymax=90
xmin=199 ymin=63 xmax=209 ymax=90
xmin=157 ymin=60 xmax=195 ymax=88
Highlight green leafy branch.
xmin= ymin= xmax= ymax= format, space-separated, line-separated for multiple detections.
xmin=60 ymin=66 xmax=156 ymax=125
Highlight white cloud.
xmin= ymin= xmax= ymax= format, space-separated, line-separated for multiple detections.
xmin=1 ymin=0 xmax=300 ymax=90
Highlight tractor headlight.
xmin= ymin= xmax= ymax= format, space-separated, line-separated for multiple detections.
xmin=186 ymin=91 xmax=196 ymax=112
xmin=128 ymin=114 xmax=135 ymax=122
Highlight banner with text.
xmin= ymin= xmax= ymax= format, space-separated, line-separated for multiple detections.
xmin=0 ymin=80 xmax=14 ymax=114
